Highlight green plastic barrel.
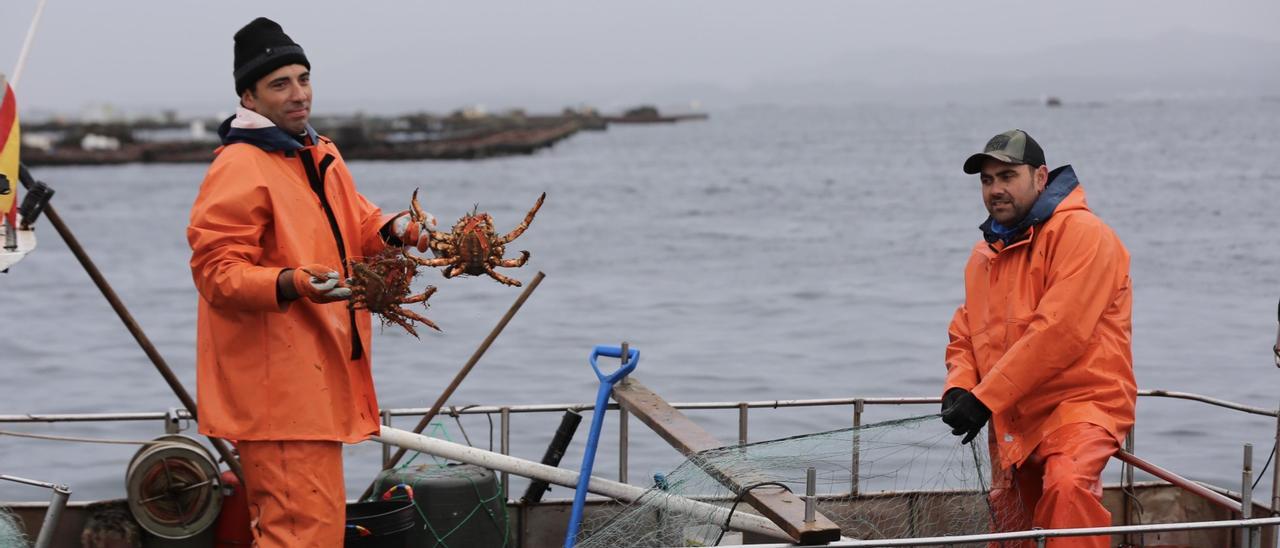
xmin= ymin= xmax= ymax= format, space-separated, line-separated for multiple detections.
xmin=370 ymin=463 xmax=509 ymax=547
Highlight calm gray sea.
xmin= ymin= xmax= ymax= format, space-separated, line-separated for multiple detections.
xmin=2 ymin=99 xmax=1279 ymax=503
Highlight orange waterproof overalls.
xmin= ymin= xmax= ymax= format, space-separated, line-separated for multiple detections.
xmin=188 ymin=120 xmax=392 ymax=546
xmin=945 ymin=173 xmax=1135 ymax=547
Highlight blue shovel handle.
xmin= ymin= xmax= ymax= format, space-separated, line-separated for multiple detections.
xmin=589 ymin=345 xmax=639 ymax=383
xmin=565 ymin=345 xmax=640 ymax=547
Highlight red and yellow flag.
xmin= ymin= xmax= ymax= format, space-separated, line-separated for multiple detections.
xmin=0 ymin=76 xmax=19 ymax=225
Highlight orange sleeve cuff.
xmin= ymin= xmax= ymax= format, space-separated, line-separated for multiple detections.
xmin=943 ymin=364 xmax=979 ymax=396
xmin=971 ymin=368 xmax=1021 ymax=415
xmin=244 ymin=266 xmax=288 ymax=312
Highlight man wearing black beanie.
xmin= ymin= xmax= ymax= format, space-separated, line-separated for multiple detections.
xmin=231 ymin=17 xmax=314 ymax=136
xmin=232 ymin=17 xmax=310 ymax=98
xmin=187 ymin=17 xmax=436 ymax=547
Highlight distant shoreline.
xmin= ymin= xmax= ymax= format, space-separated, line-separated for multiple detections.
xmin=19 ymin=106 xmax=709 ymax=166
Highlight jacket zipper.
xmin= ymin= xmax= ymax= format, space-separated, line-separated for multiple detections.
xmin=298 ymin=148 xmax=363 ymax=361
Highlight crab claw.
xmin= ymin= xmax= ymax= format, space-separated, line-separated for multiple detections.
xmin=410 ymin=188 xmax=426 ymax=223
xmin=408 ymin=188 xmax=440 ymax=234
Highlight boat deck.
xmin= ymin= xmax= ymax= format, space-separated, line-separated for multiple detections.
xmin=3 ymin=390 xmax=1278 ymax=547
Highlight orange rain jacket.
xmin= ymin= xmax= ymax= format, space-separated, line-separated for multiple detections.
xmin=944 ymin=166 xmax=1136 ymax=468
xmin=188 ymin=108 xmax=392 ymax=443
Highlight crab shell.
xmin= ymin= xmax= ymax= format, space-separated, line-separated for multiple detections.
xmin=451 ymin=212 xmax=504 ymax=276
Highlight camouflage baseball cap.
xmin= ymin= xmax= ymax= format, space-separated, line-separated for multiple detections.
xmin=963 ymin=129 xmax=1046 ymax=174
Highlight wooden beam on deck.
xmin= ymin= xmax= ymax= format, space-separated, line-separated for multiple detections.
xmin=611 ymin=377 xmax=843 ymax=545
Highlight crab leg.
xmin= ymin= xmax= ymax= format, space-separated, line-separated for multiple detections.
xmin=429 ymin=239 xmax=457 ymax=254
xmin=410 ymin=255 xmax=458 ymax=268
xmin=410 ymin=188 xmax=429 ymax=223
xmin=384 ymin=315 xmax=422 ymax=339
xmin=483 ymin=264 xmax=523 ymax=287
xmin=401 ymin=286 xmax=437 ymax=304
xmin=494 ymin=251 xmax=530 ymax=269
xmin=444 ymin=264 xmax=466 ymax=279
xmin=397 ymin=308 xmax=441 ymax=333
xmin=495 ymin=192 xmax=546 ymax=245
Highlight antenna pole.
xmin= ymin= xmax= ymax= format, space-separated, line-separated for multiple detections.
xmin=11 ymin=0 xmax=50 ymax=89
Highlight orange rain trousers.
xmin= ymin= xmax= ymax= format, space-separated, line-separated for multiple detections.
xmin=239 ymin=440 xmax=345 ymax=548
xmin=988 ymin=423 xmax=1118 ymax=548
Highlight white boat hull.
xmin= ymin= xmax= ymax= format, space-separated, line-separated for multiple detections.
xmin=0 ymin=214 xmax=36 ymax=271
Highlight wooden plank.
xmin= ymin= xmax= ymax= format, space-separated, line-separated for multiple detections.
xmin=611 ymin=378 xmax=843 ymax=544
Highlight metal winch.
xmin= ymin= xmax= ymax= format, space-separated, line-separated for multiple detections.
xmin=124 ymin=434 xmax=223 ymax=539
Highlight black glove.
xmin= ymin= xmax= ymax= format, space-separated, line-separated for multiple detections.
xmin=940 ymin=390 xmax=991 ymax=444
xmin=941 ymin=387 xmax=966 ymax=414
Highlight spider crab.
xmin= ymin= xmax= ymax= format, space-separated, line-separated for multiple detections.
xmin=408 ymin=189 xmax=546 ymax=287
xmin=347 ymin=247 xmax=440 ymax=337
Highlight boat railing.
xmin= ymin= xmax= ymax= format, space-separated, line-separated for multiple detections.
xmin=747 ymin=516 xmax=1280 ymax=547
xmin=3 ymin=389 xmax=1279 ymax=546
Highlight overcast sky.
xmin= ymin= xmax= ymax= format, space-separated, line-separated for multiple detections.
xmin=2 ymin=0 xmax=1277 ymax=117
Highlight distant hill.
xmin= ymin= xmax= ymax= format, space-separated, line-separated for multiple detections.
xmin=633 ymin=30 xmax=1280 ymax=107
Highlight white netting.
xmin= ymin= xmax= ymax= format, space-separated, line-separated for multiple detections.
xmin=0 ymin=506 xmax=29 ymax=548
xmin=577 ymin=414 xmax=1028 ymax=547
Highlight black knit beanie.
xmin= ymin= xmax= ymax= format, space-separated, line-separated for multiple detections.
xmin=233 ymin=17 xmax=310 ymax=96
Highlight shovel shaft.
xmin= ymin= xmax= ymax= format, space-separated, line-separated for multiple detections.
xmin=565 ymin=382 xmax=615 ymax=547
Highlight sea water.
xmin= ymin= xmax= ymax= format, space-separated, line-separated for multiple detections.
xmin=2 ymin=98 xmax=1278 ymax=502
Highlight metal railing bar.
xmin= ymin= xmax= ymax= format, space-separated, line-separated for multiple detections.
xmin=0 ymin=390 xmax=1272 ymax=423
xmin=381 ymin=398 xmax=935 ymax=416
xmin=742 ymin=516 xmax=1280 ymax=547
xmin=0 ymin=412 xmax=180 ymax=423
xmin=1116 ymin=449 xmax=1243 ymax=513
xmin=0 ymin=475 xmax=67 ymax=492
xmin=517 ymin=480 xmax=1211 ymax=505
xmin=1140 ymin=390 xmax=1278 ymax=417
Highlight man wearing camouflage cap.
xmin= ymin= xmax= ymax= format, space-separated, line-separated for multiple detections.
xmin=939 ymin=130 xmax=1136 ymax=546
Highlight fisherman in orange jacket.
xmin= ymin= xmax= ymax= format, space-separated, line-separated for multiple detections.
xmin=941 ymin=129 xmax=1136 ymax=547
xmin=187 ymin=18 xmax=434 ymax=547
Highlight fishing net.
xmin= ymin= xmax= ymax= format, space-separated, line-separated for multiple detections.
xmin=576 ymin=414 xmax=1024 ymax=547
xmin=0 ymin=506 xmax=29 ymax=548
xmin=364 ymin=423 xmax=512 ymax=547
